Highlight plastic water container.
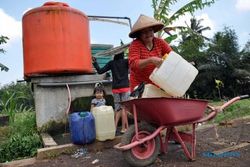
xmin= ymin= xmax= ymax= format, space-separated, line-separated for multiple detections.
xmin=142 ymin=84 xmax=171 ymax=98
xmin=22 ymin=2 xmax=93 ymax=77
xmin=92 ymin=106 xmax=116 ymax=141
xmin=69 ymin=112 xmax=95 ymax=145
xmin=149 ymin=51 xmax=198 ymax=97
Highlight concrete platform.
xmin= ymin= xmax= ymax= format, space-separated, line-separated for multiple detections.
xmin=36 ymin=132 xmax=121 ymax=160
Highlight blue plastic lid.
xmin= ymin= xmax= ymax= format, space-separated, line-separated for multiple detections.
xmin=79 ymin=112 xmax=91 ymax=117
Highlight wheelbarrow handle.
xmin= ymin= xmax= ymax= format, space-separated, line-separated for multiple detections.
xmin=239 ymin=94 xmax=249 ymax=100
xmin=196 ymin=94 xmax=249 ymax=124
xmin=220 ymin=94 xmax=249 ymax=111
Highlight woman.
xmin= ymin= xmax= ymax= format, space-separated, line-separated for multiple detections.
xmin=128 ymin=14 xmax=173 ymax=91
xmin=92 ymin=51 xmax=129 ymax=134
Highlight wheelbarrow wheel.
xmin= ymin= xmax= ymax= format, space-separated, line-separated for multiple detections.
xmin=121 ymin=122 xmax=160 ymax=167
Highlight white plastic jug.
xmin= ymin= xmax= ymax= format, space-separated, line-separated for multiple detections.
xmin=92 ymin=106 xmax=116 ymax=141
xmin=142 ymin=84 xmax=171 ymax=98
xmin=149 ymin=51 xmax=198 ymax=97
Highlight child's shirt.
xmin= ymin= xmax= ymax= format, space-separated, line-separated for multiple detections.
xmin=91 ymin=98 xmax=106 ymax=107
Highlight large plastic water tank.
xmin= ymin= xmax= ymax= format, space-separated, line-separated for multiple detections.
xmin=69 ymin=111 xmax=95 ymax=145
xmin=22 ymin=2 xmax=93 ymax=77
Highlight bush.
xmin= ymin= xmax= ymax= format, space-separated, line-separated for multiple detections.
xmin=0 ymin=82 xmax=42 ymax=163
xmin=211 ymin=99 xmax=250 ymax=123
xmin=0 ymin=111 xmax=42 ymax=163
xmin=10 ymin=111 xmax=37 ymax=135
xmin=0 ymin=82 xmax=34 ymax=113
xmin=0 ymin=133 xmax=42 ymax=162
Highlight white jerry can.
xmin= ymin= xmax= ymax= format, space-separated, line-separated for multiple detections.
xmin=149 ymin=51 xmax=198 ymax=97
xmin=92 ymin=105 xmax=116 ymax=141
xmin=142 ymin=84 xmax=171 ymax=98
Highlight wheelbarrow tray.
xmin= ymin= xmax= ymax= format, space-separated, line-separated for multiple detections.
xmin=122 ymin=97 xmax=208 ymax=126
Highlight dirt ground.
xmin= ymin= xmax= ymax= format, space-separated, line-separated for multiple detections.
xmin=20 ymin=118 xmax=250 ymax=167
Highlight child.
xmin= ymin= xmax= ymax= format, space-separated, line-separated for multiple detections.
xmin=91 ymin=83 xmax=106 ymax=111
xmin=92 ymin=51 xmax=129 ymax=134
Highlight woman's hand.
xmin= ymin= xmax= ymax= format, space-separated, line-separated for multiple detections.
xmin=150 ymin=57 xmax=163 ymax=68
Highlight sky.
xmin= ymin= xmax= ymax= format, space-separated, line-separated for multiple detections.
xmin=0 ymin=0 xmax=249 ymax=87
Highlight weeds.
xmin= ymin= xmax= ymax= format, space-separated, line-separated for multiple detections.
xmin=0 ymin=111 xmax=42 ymax=163
xmin=210 ymin=99 xmax=250 ymax=123
xmin=0 ymin=83 xmax=41 ymax=163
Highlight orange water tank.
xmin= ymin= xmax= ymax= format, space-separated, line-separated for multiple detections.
xmin=22 ymin=2 xmax=93 ymax=77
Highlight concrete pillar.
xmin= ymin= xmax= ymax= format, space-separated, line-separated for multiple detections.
xmin=31 ymin=74 xmax=112 ymax=129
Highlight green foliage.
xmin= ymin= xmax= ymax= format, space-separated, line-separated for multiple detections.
xmin=178 ymin=34 xmax=206 ymax=61
xmin=109 ymin=0 xmax=248 ymax=100
xmin=0 ymin=126 xmax=10 ymax=145
xmin=178 ymin=16 xmax=210 ymax=61
xmin=169 ymin=0 xmax=215 ymax=25
xmin=0 ymin=35 xmax=9 ymax=53
xmin=184 ymin=27 xmax=250 ymax=99
xmin=10 ymin=112 xmax=37 ymax=135
xmin=0 ymin=111 xmax=42 ymax=163
xmin=0 ymin=82 xmax=40 ymax=163
xmin=0 ymin=133 xmax=42 ymax=162
xmin=0 ymin=35 xmax=9 ymax=72
xmin=164 ymin=34 xmax=178 ymax=43
xmin=151 ymin=0 xmax=216 ymax=43
xmin=152 ymin=0 xmax=215 ymax=25
xmin=212 ymin=99 xmax=250 ymax=123
xmin=0 ymin=82 xmax=34 ymax=115
xmin=240 ymin=40 xmax=250 ymax=69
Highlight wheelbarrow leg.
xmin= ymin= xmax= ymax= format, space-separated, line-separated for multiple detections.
xmin=191 ymin=123 xmax=196 ymax=160
xmin=172 ymin=126 xmax=196 ymax=161
xmin=159 ymin=127 xmax=171 ymax=154
xmin=132 ymin=104 xmax=140 ymax=140
xmin=159 ymin=131 xmax=165 ymax=153
xmin=164 ymin=127 xmax=174 ymax=153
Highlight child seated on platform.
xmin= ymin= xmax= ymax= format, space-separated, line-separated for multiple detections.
xmin=91 ymin=83 xmax=106 ymax=111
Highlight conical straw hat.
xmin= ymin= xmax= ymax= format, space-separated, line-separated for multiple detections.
xmin=129 ymin=14 xmax=164 ymax=38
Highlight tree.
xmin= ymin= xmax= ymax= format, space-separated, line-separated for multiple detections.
xmin=238 ymin=40 xmax=250 ymax=95
xmin=194 ymin=27 xmax=249 ymax=98
xmin=0 ymin=35 xmax=9 ymax=72
xmin=182 ymin=17 xmax=211 ymax=41
xmin=151 ymin=0 xmax=215 ymax=43
xmin=178 ymin=16 xmax=210 ymax=61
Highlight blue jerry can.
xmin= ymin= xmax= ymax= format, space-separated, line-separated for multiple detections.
xmin=69 ymin=111 xmax=96 ymax=145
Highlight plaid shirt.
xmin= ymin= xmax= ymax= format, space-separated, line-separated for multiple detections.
xmin=128 ymin=37 xmax=172 ymax=91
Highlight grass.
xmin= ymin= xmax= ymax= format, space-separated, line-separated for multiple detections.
xmin=0 ymin=126 xmax=10 ymax=145
xmin=208 ymin=99 xmax=250 ymax=123
xmin=0 ymin=111 xmax=42 ymax=163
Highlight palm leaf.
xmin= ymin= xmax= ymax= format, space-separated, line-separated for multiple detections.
xmin=164 ymin=34 xmax=178 ymax=43
xmin=169 ymin=0 xmax=215 ymax=24
xmin=232 ymin=69 xmax=250 ymax=77
xmin=0 ymin=63 xmax=9 ymax=72
xmin=197 ymin=63 xmax=220 ymax=71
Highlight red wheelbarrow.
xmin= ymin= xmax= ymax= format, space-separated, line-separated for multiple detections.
xmin=114 ymin=95 xmax=249 ymax=167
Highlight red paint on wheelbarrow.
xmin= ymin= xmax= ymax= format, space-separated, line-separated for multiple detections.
xmin=131 ymin=131 xmax=156 ymax=160
xmin=122 ymin=98 xmax=208 ymax=126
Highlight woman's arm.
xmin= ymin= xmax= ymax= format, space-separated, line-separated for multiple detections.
xmin=138 ymin=57 xmax=162 ymax=69
xmin=129 ymin=40 xmax=164 ymax=71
